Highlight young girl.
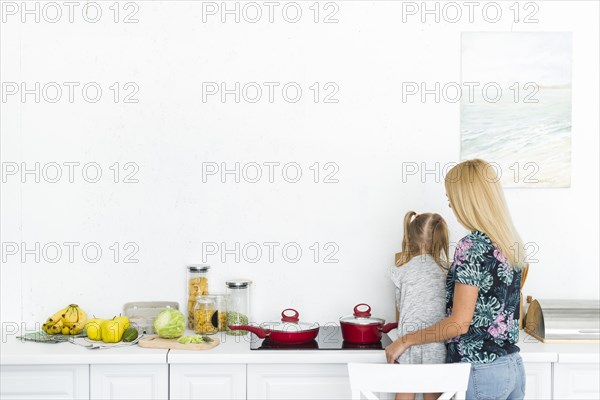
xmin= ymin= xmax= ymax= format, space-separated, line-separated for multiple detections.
xmin=390 ymin=211 xmax=449 ymax=400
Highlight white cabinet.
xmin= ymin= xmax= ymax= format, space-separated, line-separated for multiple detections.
xmin=554 ymin=363 xmax=600 ymax=399
xmin=0 ymin=358 xmax=596 ymax=400
xmin=247 ymin=364 xmax=352 ymax=400
xmin=523 ymin=362 xmax=552 ymax=400
xmin=90 ymin=364 xmax=168 ymax=400
xmin=0 ymin=364 xmax=89 ymax=400
xmin=170 ymin=364 xmax=246 ymax=400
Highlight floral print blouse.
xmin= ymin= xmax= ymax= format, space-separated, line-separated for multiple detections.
xmin=445 ymin=230 xmax=522 ymax=364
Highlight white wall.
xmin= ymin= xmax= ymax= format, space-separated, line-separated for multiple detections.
xmin=1 ymin=1 xmax=598 ymax=330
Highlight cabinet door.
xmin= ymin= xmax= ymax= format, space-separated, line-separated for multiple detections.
xmin=90 ymin=364 xmax=168 ymax=400
xmin=247 ymin=364 xmax=352 ymax=400
xmin=0 ymin=364 xmax=89 ymax=400
xmin=523 ymin=363 xmax=552 ymax=400
xmin=170 ymin=364 xmax=246 ymax=400
xmin=554 ymin=363 xmax=600 ymax=400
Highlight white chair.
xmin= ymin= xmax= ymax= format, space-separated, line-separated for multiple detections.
xmin=347 ymin=363 xmax=471 ymax=400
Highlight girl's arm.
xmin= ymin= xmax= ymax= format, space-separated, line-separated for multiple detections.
xmin=385 ymin=282 xmax=478 ymax=363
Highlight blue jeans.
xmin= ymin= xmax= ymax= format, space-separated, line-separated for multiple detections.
xmin=466 ymin=352 xmax=526 ymax=400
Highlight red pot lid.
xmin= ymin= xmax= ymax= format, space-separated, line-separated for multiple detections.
xmin=340 ymin=303 xmax=385 ymax=326
xmin=260 ymin=309 xmax=319 ymax=333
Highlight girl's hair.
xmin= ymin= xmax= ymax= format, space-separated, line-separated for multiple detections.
xmin=444 ymin=159 xmax=525 ymax=269
xmin=396 ymin=211 xmax=449 ymax=270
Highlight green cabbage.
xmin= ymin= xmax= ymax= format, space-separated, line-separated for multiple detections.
xmin=154 ymin=309 xmax=185 ymax=338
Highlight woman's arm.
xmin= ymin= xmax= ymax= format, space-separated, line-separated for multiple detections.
xmin=385 ymin=283 xmax=479 ymax=363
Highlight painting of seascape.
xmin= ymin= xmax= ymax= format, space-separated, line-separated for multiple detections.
xmin=461 ymin=33 xmax=572 ymax=188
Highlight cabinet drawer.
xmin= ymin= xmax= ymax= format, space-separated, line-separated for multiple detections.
xmin=247 ymin=364 xmax=352 ymax=400
xmin=523 ymin=363 xmax=552 ymax=400
xmin=90 ymin=364 xmax=167 ymax=400
xmin=170 ymin=364 xmax=246 ymax=400
xmin=0 ymin=364 xmax=89 ymax=400
xmin=554 ymin=363 xmax=600 ymax=399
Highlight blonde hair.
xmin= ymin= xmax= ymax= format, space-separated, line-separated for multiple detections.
xmin=396 ymin=211 xmax=449 ymax=270
xmin=444 ymin=159 xmax=525 ymax=269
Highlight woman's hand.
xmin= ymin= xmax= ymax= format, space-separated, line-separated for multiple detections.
xmin=383 ymin=283 xmax=478 ymax=364
xmin=385 ymin=336 xmax=411 ymax=364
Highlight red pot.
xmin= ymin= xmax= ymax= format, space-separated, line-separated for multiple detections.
xmin=340 ymin=303 xmax=397 ymax=344
xmin=228 ymin=308 xmax=319 ymax=344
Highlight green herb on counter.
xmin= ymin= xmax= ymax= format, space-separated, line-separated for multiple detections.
xmin=177 ymin=334 xmax=214 ymax=344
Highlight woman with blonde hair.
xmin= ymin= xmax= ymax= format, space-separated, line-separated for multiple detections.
xmin=386 ymin=159 xmax=527 ymax=400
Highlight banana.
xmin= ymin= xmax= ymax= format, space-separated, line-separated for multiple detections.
xmin=44 ymin=305 xmax=70 ymax=327
xmin=61 ymin=305 xmax=78 ymax=326
xmin=76 ymin=307 xmax=88 ymax=327
xmin=46 ymin=319 xmax=64 ymax=335
xmin=62 ymin=304 xmax=88 ymax=328
xmin=43 ymin=304 xmax=88 ymax=335
xmin=68 ymin=324 xmax=85 ymax=335
xmin=43 ymin=317 xmax=62 ymax=334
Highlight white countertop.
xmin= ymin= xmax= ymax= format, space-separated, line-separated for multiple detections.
xmin=2 ymin=330 xmax=598 ymax=366
xmin=517 ymin=334 xmax=599 ymax=363
xmin=0 ymin=337 xmax=167 ymax=365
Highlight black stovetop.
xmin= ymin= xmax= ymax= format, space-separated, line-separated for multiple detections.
xmin=250 ymin=325 xmax=392 ymax=350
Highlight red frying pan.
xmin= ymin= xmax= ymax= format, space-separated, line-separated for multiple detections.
xmin=228 ymin=308 xmax=319 ymax=344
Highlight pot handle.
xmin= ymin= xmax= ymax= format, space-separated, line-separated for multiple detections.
xmin=378 ymin=322 xmax=398 ymax=333
xmin=353 ymin=303 xmax=372 ymax=318
xmin=281 ymin=308 xmax=300 ymax=323
xmin=228 ymin=325 xmax=268 ymax=339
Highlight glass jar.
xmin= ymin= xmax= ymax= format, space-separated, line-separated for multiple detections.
xmin=194 ymin=295 xmax=218 ymax=335
xmin=213 ymin=294 xmax=228 ymax=331
xmin=187 ymin=265 xmax=210 ymax=329
xmin=225 ymin=280 xmax=252 ymax=336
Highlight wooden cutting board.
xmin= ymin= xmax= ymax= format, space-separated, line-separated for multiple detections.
xmin=138 ymin=335 xmax=220 ymax=350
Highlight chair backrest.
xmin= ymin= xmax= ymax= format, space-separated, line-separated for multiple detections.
xmin=347 ymin=363 xmax=471 ymax=400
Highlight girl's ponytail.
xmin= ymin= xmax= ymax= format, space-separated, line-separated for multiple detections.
xmin=397 ymin=211 xmax=417 ymax=266
xmin=431 ymin=213 xmax=450 ymax=270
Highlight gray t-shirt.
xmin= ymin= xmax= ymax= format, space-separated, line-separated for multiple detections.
xmin=389 ymin=254 xmax=447 ymax=364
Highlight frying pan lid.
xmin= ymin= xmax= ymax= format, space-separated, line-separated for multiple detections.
xmin=261 ymin=308 xmax=319 ymax=333
xmin=261 ymin=321 xmax=320 ymax=332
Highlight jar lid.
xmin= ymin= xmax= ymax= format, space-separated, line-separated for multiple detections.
xmin=188 ymin=264 xmax=210 ymax=272
xmin=226 ymin=279 xmax=252 ymax=289
xmin=195 ymin=295 xmax=216 ymax=303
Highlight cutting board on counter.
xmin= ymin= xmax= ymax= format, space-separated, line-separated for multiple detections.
xmin=138 ymin=335 xmax=220 ymax=350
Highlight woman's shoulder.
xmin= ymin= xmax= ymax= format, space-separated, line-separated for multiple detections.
xmin=458 ymin=230 xmax=494 ymax=251
xmin=452 ymin=230 xmax=496 ymax=269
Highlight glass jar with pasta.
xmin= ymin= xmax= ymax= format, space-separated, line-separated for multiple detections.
xmin=187 ymin=265 xmax=210 ymax=329
xmin=194 ymin=295 xmax=219 ymax=335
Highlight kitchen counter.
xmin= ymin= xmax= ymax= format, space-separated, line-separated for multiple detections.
xmin=3 ymin=330 xmax=597 ymax=366
xmin=517 ymin=334 xmax=599 ymax=363
xmin=0 ymin=337 xmax=167 ymax=365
